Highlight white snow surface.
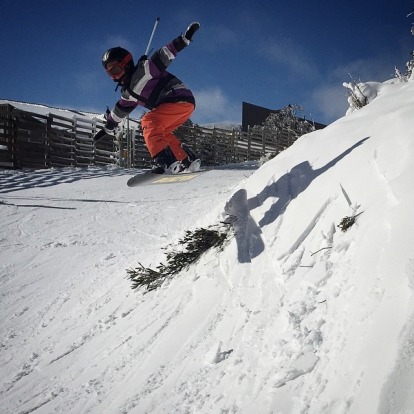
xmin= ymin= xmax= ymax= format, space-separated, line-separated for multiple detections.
xmin=1 ymin=80 xmax=414 ymax=413
xmin=0 ymin=99 xmax=101 ymax=120
xmin=0 ymin=99 xmax=140 ymax=129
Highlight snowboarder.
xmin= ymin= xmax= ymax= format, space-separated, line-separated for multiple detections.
xmin=94 ymin=22 xmax=200 ymax=174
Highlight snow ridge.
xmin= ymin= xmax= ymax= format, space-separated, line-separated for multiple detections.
xmin=1 ymin=80 xmax=414 ymax=413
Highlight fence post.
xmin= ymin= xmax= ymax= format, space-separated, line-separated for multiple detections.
xmin=119 ymin=126 xmax=123 ymax=167
xmin=92 ymin=118 xmax=97 ymax=165
xmin=247 ymin=126 xmax=251 ymax=160
xmin=262 ymin=128 xmax=266 ymax=156
xmin=46 ymin=115 xmax=52 ymax=168
xmin=11 ymin=108 xmax=19 ymax=168
xmin=231 ymin=128 xmax=236 ymax=163
xmin=73 ymin=116 xmax=78 ymax=167
xmin=127 ymin=116 xmax=134 ymax=168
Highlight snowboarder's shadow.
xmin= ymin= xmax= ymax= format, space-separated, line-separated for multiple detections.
xmin=225 ymin=137 xmax=369 ymax=263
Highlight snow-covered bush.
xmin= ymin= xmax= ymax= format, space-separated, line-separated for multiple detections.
xmin=254 ymin=104 xmax=315 ymax=138
xmin=343 ymin=79 xmax=368 ymax=112
xmin=395 ymin=10 xmax=414 ymax=82
xmin=395 ymin=51 xmax=414 ymax=82
xmin=343 ymin=81 xmax=384 ymax=115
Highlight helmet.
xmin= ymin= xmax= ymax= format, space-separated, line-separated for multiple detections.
xmin=102 ymin=47 xmax=134 ymax=81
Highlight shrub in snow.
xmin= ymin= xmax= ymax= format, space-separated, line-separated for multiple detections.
xmin=343 ymin=81 xmax=384 ymax=115
xmin=343 ymin=80 xmax=369 ymax=112
xmin=255 ymin=104 xmax=315 ymax=138
xmin=127 ymin=224 xmax=232 ymax=292
xmin=395 ymin=51 xmax=414 ymax=82
xmin=337 ymin=212 xmax=363 ymax=232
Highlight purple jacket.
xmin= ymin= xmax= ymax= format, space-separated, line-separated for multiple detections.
xmin=108 ymin=36 xmax=195 ymax=125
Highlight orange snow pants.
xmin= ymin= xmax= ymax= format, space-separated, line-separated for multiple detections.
xmin=141 ymin=102 xmax=195 ymax=161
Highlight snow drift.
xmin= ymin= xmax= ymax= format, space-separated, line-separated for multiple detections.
xmin=1 ymin=79 xmax=414 ymax=413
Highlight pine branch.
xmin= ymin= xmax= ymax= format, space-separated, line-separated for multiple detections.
xmin=127 ymin=224 xmax=231 ymax=292
xmin=337 ymin=212 xmax=363 ymax=232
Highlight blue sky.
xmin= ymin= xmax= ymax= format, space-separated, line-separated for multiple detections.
xmin=1 ymin=0 xmax=413 ymax=126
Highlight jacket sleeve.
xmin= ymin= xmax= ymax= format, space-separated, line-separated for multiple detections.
xmin=150 ymin=35 xmax=189 ymax=72
xmin=106 ymin=36 xmax=190 ymax=126
xmin=107 ymin=99 xmax=139 ymax=126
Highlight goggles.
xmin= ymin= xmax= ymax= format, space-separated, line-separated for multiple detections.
xmin=105 ymin=54 xmax=132 ymax=80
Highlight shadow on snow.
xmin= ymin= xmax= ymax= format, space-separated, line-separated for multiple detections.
xmin=224 ymin=137 xmax=369 ymax=263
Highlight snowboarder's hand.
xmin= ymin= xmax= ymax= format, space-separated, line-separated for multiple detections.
xmin=94 ymin=116 xmax=118 ymax=141
xmin=184 ymin=22 xmax=200 ymax=43
xmin=93 ymin=129 xmax=109 ymax=142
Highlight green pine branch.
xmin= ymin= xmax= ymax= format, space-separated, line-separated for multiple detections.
xmin=127 ymin=224 xmax=231 ymax=292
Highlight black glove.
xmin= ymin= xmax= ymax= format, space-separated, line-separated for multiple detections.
xmin=94 ymin=112 xmax=118 ymax=142
xmin=105 ymin=117 xmax=118 ymax=131
xmin=94 ymin=129 xmax=109 ymax=142
xmin=184 ymin=22 xmax=200 ymax=43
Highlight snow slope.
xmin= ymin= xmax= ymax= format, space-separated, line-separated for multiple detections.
xmin=1 ymin=79 xmax=414 ymax=413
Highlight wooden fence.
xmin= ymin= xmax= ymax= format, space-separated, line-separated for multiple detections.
xmin=0 ymin=103 xmax=301 ymax=170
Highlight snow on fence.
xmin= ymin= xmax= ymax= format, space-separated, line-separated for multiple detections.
xmin=0 ymin=103 xmax=300 ymax=169
xmin=0 ymin=104 xmax=117 ymax=169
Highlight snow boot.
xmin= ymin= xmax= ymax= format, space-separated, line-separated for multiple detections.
xmin=181 ymin=143 xmax=198 ymax=162
xmin=152 ymin=146 xmax=177 ymax=174
xmin=180 ymin=143 xmax=201 ymax=172
xmin=169 ymin=157 xmax=201 ymax=174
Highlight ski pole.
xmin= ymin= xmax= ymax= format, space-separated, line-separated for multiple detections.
xmin=145 ymin=17 xmax=160 ymax=56
xmin=125 ymin=17 xmax=159 ymax=167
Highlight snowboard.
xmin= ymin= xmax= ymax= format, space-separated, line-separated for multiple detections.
xmin=128 ymin=144 xmax=203 ymax=187
xmin=127 ymin=161 xmax=204 ymax=187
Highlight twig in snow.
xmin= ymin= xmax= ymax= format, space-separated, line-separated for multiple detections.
xmin=310 ymin=247 xmax=332 ymax=256
xmin=337 ymin=211 xmax=363 ymax=232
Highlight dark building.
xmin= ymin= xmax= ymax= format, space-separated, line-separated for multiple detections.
xmin=242 ymin=101 xmax=326 ymax=132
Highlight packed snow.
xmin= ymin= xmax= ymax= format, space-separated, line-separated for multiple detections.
xmin=1 ymin=78 xmax=414 ymax=413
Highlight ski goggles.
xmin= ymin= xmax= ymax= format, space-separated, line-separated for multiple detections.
xmin=105 ymin=54 xmax=132 ymax=80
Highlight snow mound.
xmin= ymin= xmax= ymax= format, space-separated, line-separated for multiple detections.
xmin=1 ymin=79 xmax=414 ymax=413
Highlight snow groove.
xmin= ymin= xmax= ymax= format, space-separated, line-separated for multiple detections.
xmin=278 ymin=197 xmax=334 ymax=261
